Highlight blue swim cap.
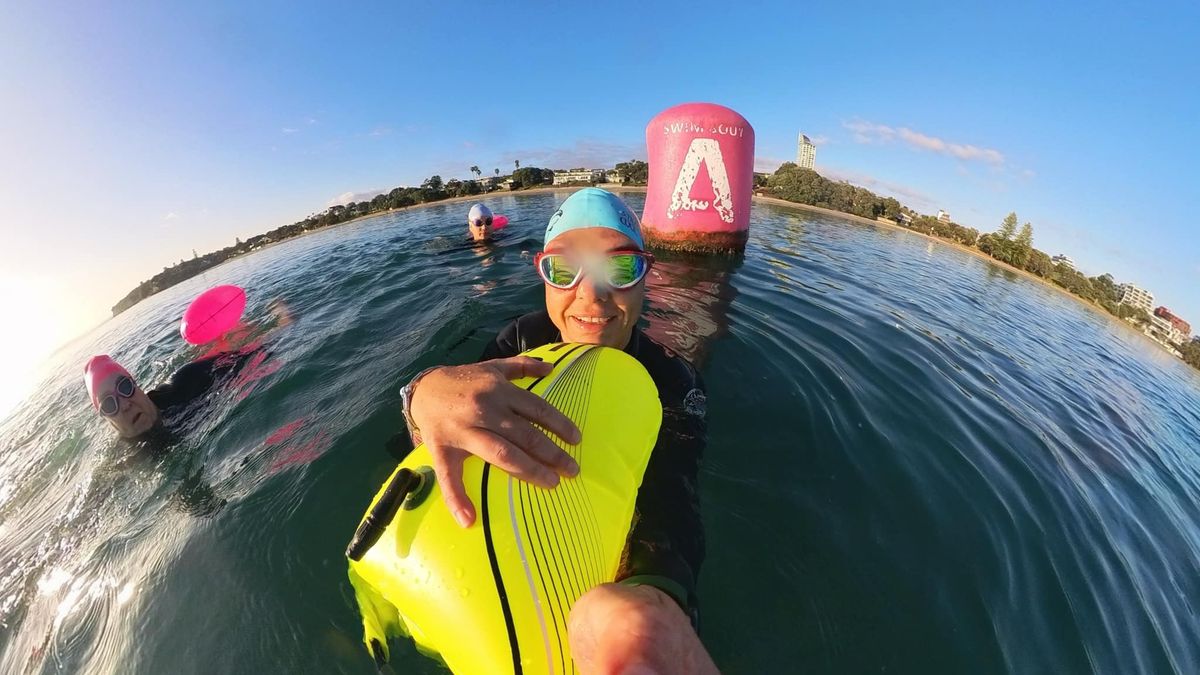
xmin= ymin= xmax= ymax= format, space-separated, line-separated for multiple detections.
xmin=545 ymin=188 xmax=644 ymax=250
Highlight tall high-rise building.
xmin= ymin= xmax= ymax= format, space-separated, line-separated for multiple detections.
xmin=796 ymin=133 xmax=816 ymax=169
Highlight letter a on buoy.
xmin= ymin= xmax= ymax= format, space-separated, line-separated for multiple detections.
xmin=667 ymin=138 xmax=735 ymax=224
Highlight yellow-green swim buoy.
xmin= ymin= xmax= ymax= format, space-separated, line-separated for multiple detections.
xmin=347 ymin=343 xmax=662 ymax=674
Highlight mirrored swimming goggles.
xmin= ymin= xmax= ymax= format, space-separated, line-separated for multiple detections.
xmin=98 ymin=375 xmax=136 ymax=417
xmin=534 ymin=250 xmax=654 ymax=290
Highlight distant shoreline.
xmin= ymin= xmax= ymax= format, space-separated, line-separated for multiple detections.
xmin=236 ymin=185 xmax=648 ymax=258
xmin=751 ymin=194 xmax=1154 ymax=339
xmin=335 ymin=184 xmax=648 ymax=228
xmin=111 ymin=185 xmax=1161 ymax=352
xmin=110 ymin=184 xmax=650 ymax=315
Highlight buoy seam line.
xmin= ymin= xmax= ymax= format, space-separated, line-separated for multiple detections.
xmin=525 ymin=345 xmax=593 ymax=673
xmin=551 ymin=361 xmax=602 ymax=597
xmin=516 ymin=469 xmax=556 ymax=674
xmin=485 ymin=343 xmax=589 ymax=673
xmin=482 ymin=464 xmax=523 ymax=675
xmin=186 ymin=290 xmax=244 ymax=332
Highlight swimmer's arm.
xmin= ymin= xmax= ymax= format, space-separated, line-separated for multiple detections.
xmin=478 ymin=322 xmax=521 ymax=360
xmin=256 ymin=299 xmax=294 ymax=341
xmin=148 ymin=360 xmax=220 ymax=410
xmin=220 ymin=300 xmax=294 ymax=353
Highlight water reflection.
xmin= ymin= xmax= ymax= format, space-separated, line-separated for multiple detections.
xmin=643 ymin=251 xmax=742 ymax=369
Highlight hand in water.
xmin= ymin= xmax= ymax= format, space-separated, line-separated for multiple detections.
xmin=409 ymin=356 xmax=582 ymax=527
xmin=267 ymin=299 xmax=293 ymax=328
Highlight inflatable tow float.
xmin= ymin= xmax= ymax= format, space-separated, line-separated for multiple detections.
xmin=346 ymin=343 xmax=662 ymax=674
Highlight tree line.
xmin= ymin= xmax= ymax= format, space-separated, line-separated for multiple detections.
xmin=763 ymin=162 xmax=1196 ymax=370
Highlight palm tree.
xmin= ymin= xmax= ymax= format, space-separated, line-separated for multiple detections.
xmin=515 ymin=159 xmax=520 ymax=170
xmin=494 ymin=168 xmax=500 ymax=177
xmin=470 ymin=165 xmax=481 ymax=179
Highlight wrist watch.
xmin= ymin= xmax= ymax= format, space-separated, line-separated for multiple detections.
xmin=400 ymin=367 xmax=438 ymax=436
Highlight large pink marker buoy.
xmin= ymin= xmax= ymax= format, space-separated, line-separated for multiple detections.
xmin=642 ymin=102 xmax=755 ymax=253
xmin=180 ymin=285 xmax=246 ymax=345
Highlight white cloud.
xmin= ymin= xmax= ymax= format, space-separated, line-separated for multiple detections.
xmin=164 ymin=212 xmax=179 ymax=221
xmin=281 ymin=127 xmax=299 ymax=134
xmin=843 ymin=119 xmax=1005 ymax=166
xmin=755 ymin=156 xmax=790 ymax=173
xmin=367 ymin=126 xmax=392 ymax=138
xmin=326 ymin=189 xmax=385 ymax=208
xmin=502 ymin=139 xmax=644 ymax=170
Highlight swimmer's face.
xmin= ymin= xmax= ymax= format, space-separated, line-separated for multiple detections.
xmin=469 ymin=218 xmax=493 ymax=242
xmin=543 ymin=227 xmax=645 ymax=349
xmin=96 ymin=374 xmax=159 ymax=438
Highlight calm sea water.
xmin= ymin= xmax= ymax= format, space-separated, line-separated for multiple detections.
xmin=1 ymin=192 xmax=1198 ymax=674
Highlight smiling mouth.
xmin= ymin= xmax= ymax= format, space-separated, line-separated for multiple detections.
xmin=570 ymin=315 xmax=614 ymax=328
xmin=132 ymin=412 xmax=143 ymax=426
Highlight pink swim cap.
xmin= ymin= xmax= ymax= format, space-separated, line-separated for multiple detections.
xmin=83 ymin=355 xmax=133 ymax=409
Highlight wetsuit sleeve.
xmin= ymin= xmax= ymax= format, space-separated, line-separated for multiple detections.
xmin=478 ymin=311 xmax=561 ymax=362
xmin=146 ymin=359 xmax=219 ymax=411
xmin=479 ymin=320 xmax=522 ymax=361
xmin=145 ymin=348 xmax=262 ymax=412
xmin=619 ymin=369 xmax=707 ymax=618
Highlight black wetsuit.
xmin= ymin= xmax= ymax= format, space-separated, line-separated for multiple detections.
xmin=133 ymin=350 xmax=259 ymax=450
xmin=146 ymin=358 xmax=227 ymax=414
xmin=480 ymin=310 xmax=707 ymax=619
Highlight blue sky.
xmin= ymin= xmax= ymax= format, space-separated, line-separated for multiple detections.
xmin=1 ymin=0 xmax=1197 ymax=382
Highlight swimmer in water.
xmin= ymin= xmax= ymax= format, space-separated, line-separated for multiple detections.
xmin=85 ymin=350 xmax=254 ymax=447
xmin=467 ymin=203 xmax=494 ymax=243
xmin=400 ymin=188 xmax=717 ymax=674
xmin=84 ymin=301 xmax=291 ymax=448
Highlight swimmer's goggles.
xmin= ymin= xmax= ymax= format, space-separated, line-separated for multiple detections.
xmin=470 ymin=216 xmax=493 ymax=228
xmin=98 ymin=375 xmax=136 ymax=416
xmin=534 ymin=249 xmax=654 ymax=290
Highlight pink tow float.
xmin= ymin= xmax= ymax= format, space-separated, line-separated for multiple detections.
xmin=180 ymin=285 xmax=246 ymax=345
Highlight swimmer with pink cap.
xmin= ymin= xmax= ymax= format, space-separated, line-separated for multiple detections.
xmin=84 ymin=299 xmax=293 ymax=443
xmin=84 ymin=355 xmax=160 ymax=438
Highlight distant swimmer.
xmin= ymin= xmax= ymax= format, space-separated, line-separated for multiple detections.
xmin=467 ymin=203 xmax=494 ymax=242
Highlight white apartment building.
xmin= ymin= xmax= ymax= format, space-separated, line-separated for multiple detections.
xmin=1051 ymin=254 xmax=1075 ymax=270
xmin=937 ymin=210 xmax=952 ymax=223
xmin=553 ymin=169 xmax=605 ymax=185
xmin=796 ymin=133 xmax=816 ymax=169
xmin=1118 ymin=283 xmax=1155 ymax=314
